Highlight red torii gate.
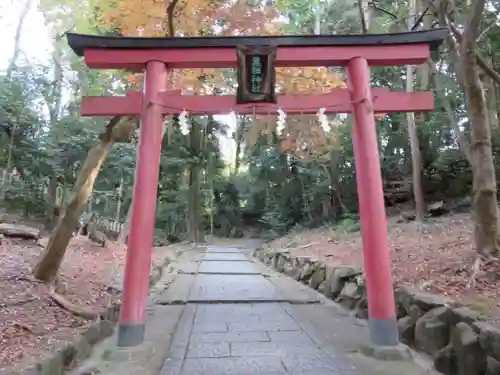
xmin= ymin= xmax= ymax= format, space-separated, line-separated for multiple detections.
xmin=67 ymin=29 xmax=446 ymax=349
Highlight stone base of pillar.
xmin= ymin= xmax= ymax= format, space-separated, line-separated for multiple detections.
xmin=117 ymin=323 xmax=146 ymax=347
xmin=360 ymin=343 xmax=412 ymax=361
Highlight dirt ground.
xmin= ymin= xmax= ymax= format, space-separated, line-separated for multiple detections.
xmin=266 ymin=213 xmax=500 ymax=324
xmin=0 ymin=235 xmax=168 ymax=370
xmin=3 ymin=212 xmax=500 ymax=369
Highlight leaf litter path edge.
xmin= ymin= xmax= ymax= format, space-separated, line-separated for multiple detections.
xmin=0 ymin=235 xmax=169 ymax=371
xmin=265 ymin=213 xmax=500 ymax=327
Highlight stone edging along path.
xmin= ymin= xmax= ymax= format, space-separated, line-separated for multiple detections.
xmin=5 ymin=256 xmax=172 ymax=375
xmin=253 ymin=247 xmax=500 ymax=375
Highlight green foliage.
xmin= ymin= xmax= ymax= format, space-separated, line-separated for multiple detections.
xmin=4 ymin=0 xmax=500 ymax=247
xmin=2 ymin=181 xmax=50 ymax=217
xmin=428 ymin=149 xmax=472 ymax=198
xmin=334 ymin=214 xmax=361 ymax=234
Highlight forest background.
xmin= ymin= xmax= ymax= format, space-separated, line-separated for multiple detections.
xmin=0 ymin=0 xmax=499 ymax=290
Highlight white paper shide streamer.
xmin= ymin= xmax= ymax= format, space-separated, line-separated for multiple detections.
xmin=317 ymin=107 xmax=330 ymax=132
xmin=276 ymin=108 xmax=286 ymax=135
xmin=230 ymin=110 xmax=238 ymax=135
xmin=179 ymin=109 xmax=190 ymax=135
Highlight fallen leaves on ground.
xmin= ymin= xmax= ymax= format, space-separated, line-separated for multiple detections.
xmin=0 ymin=235 xmax=166 ymax=370
xmin=266 ymin=213 xmax=500 ymax=325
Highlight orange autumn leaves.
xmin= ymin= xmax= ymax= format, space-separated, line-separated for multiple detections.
xmin=102 ymin=0 xmax=280 ymax=38
xmin=248 ymin=67 xmax=345 ymax=158
xmin=98 ymin=0 xmax=347 ymax=157
xmin=102 ymin=0 xmax=282 ymax=91
xmin=99 ymin=0 xmax=343 ymax=92
xmin=102 ymin=0 xmax=221 ymax=37
xmin=246 ymin=114 xmax=344 ymax=159
xmin=277 ymin=67 xmax=345 ymax=94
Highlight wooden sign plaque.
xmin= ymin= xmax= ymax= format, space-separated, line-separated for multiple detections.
xmin=236 ymin=45 xmax=277 ymax=104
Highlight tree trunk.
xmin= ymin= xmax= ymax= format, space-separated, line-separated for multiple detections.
xmin=0 ymin=121 xmax=16 ymax=196
xmin=48 ymin=37 xmax=64 ymax=124
xmin=187 ymin=120 xmax=204 ymax=242
xmin=485 ymin=76 xmax=498 ymax=128
xmin=313 ymin=0 xmax=321 ymax=34
xmin=233 ymin=115 xmax=249 ymax=176
xmin=460 ymin=0 xmax=499 ymax=257
xmin=43 ymin=35 xmax=65 ymax=225
xmin=357 ymin=0 xmax=372 ymax=33
xmin=115 ymin=175 xmax=124 ymax=223
xmin=33 ymin=140 xmax=113 ymax=282
xmin=428 ymin=61 xmax=472 ymax=162
xmin=416 ymin=0 xmax=432 ymax=90
xmin=33 ymin=116 xmax=136 ymax=282
xmin=117 ymin=205 xmax=131 ymax=243
xmin=206 ymin=147 xmax=215 ymax=235
xmin=234 ymin=128 xmax=242 ymax=176
xmin=406 ymin=0 xmax=426 ymax=221
xmin=7 ymin=0 xmax=33 ymax=76
xmin=46 ymin=176 xmax=62 ymax=229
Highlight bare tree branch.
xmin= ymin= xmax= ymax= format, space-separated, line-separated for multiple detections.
xmin=477 ymin=22 xmax=495 ymax=42
xmin=434 ymin=1 xmax=465 ymax=91
xmin=410 ymin=4 xmax=431 ymax=30
xmin=166 ymin=0 xmax=180 ymax=37
xmin=369 ymin=3 xmax=398 ymax=20
xmin=447 ymin=19 xmax=500 ymax=86
xmin=7 ymin=0 xmax=34 ymax=76
xmin=357 ymin=0 xmax=368 ymax=34
xmin=464 ymin=0 xmax=486 ymax=39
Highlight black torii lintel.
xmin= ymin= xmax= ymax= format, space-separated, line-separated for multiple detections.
xmin=67 ymin=28 xmax=447 ymax=57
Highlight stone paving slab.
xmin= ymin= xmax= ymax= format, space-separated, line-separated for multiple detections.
xmin=181 ymin=355 xmax=287 ymax=375
xmin=158 ymin=269 xmax=321 ymax=305
xmin=202 ymin=252 xmax=249 ymax=261
xmin=198 ymin=260 xmax=260 ymax=274
xmin=204 ymin=245 xmax=245 ymax=253
xmin=192 ymin=322 xmax=228 ymax=333
xmin=190 ymin=330 xmax=271 ymax=343
xmin=174 ymin=261 xmax=201 ymax=274
xmin=188 ymin=274 xmax=280 ymax=302
xmin=203 ymin=238 xmax=263 ymax=249
xmin=156 ymin=274 xmax=196 ymax=305
xmin=171 ymin=304 xmax=197 ymax=348
xmin=159 ymin=302 xmax=360 ymax=375
xmin=282 ymin=303 xmax=367 ymax=351
xmin=194 ymin=303 xmax=289 ymax=320
xmin=283 ymin=303 xmax=442 ymax=375
xmin=226 ymin=319 xmax=299 ymax=332
xmin=156 ymin=273 xmax=320 ymax=305
xmin=186 ymin=342 xmax=231 ymax=358
xmin=229 ymin=341 xmax=319 ymax=356
xmin=264 ymin=273 xmax=323 ymax=304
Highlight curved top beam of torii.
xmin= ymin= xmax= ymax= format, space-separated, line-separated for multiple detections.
xmin=68 ymin=29 xmax=447 ymax=116
xmin=67 ymin=28 xmax=447 ymax=70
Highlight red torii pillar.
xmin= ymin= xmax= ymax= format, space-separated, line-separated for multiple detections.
xmin=67 ymin=29 xmax=446 ymax=348
xmin=348 ymin=58 xmax=398 ymax=346
xmin=118 ymin=61 xmax=168 ymax=346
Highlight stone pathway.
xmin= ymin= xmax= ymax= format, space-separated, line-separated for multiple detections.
xmin=77 ymin=243 xmax=439 ymax=375
xmin=158 ymin=245 xmax=362 ymax=375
